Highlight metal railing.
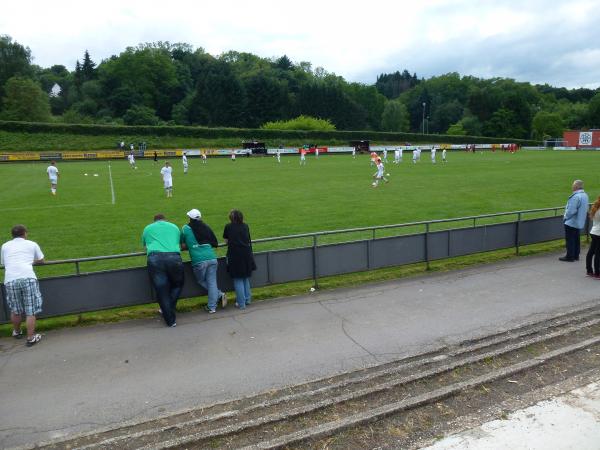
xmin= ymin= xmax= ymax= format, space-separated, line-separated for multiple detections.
xmin=3 ymin=205 xmax=568 ymax=276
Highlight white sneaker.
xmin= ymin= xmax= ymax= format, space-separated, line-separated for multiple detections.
xmin=26 ymin=334 xmax=42 ymax=347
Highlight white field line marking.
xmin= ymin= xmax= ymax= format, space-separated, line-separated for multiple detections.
xmin=3 ymin=203 xmax=111 ymax=212
xmin=108 ymin=162 xmax=116 ymax=205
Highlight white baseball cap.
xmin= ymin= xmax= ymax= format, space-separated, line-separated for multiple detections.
xmin=186 ymin=209 xmax=201 ymax=219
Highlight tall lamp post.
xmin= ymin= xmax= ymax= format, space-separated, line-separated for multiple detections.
xmin=422 ymin=102 xmax=426 ymax=135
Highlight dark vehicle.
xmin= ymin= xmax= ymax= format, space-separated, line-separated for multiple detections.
xmin=349 ymin=140 xmax=370 ymax=153
xmin=242 ymin=141 xmax=267 ymax=155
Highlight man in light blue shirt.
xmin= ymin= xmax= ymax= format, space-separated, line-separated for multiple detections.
xmin=560 ymin=180 xmax=589 ymax=262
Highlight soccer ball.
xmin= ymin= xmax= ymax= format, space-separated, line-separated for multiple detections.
xmin=310 ymin=287 xmax=315 ymax=292
xmin=386 ymin=173 xmax=390 ymax=176
xmin=135 ymin=167 xmax=138 ymax=170
xmin=372 ymin=182 xmax=377 ymax=186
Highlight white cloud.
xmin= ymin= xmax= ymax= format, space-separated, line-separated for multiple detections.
xmin=0 ymin=0 xmax=598 ymax=88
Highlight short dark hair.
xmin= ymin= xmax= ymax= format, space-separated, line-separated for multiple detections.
xmin=154 ymin=214 xmax=165 ymax=222
xmin=229 ymin=209 xmax=244 ymax=224
xmin=11 ymin=225 xmax=27 ymax=238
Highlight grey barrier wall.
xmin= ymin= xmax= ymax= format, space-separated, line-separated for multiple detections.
xmin=0 ymin=213 xmax=567 ymax=323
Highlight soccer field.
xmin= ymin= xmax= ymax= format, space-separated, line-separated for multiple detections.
xmin=0 ymin=150 xmax=596 ymax=273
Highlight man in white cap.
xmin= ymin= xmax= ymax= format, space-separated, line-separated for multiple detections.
xmin=160 ymin=161 xmax=173 ymax=197
xmin=181 ymin=209 xmax=227 ymax=313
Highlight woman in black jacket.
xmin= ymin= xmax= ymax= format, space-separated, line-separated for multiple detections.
xmin=223 ymin=209 xmax=255 ymax=309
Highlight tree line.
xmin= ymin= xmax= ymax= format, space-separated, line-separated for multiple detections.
xmin=1 ymin=35 xmax=599 ymax=140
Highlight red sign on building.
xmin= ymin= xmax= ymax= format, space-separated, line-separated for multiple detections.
xmin=563 ymin=130 xmax=600 ymax=148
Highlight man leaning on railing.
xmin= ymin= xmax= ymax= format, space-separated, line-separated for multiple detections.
xmin=142 ymin=214 xmax=184 ymax=327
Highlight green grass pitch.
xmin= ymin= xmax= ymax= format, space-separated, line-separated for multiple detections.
xmin=0 ymin=150 xmax=596 ymax=275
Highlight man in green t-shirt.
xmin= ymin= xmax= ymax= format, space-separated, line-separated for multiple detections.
xmin=142 ymin=214 xmax=184 ymax=327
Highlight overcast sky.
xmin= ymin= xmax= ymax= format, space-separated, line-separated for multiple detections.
xmin=2 ymin=0 xmax=598 ymax=89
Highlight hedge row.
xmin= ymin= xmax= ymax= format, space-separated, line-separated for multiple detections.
xmin=0 ymin=120 xmax=541 ymax=146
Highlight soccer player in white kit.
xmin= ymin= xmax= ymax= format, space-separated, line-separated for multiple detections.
xmin=393 ymin=149 xmax=400 ymax=164
xmin=128 ymin=152 xmax=136 ymax=169
xmin=231 ymin=151 xmax=236 ymax=161
xmin=315 ymin=147 xmax=319 ymax=158
xmin=160 ymin=162 xmax=173 ymax=197
xmin=46 ymin=161 xmax=59 ymax=195
xmin=300 ymin=148 xmax=307 ymax=165
xmin=352 ymin=147 xmax=356 ymax=159
xmin=383 ymin=148 xmax=388 ymax=162
xmin=182 ymin=152 xmax=188 ymax=174
xmin=412 ymin=149 xmax=417 ymax=164
xmin=372 ymin=158 xmax=388 ymax=187
xmin=431 ymin=147 xmax=436 ymax=164
xmin=442 ymin=149 xmax=447 ymax=162
xmin=276 ymin=149 xmax=281 ymax=163
xmin=201 ymin=152 xmax=207 ymax=164
xmin=416 ymin=147 xmax=422 ymax=161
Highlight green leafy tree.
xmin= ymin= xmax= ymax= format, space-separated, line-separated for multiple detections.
xmin=380 ymin=100 xmax=410 ymax=131
xmin=446 ymin=122 xmax=467 ymax=135
xmin=459 ymin=114 xmax=483 ymax=136
xmin=98 ymin=46 xmax=179 ymax=120
xmin=188 ymin=58 xmax=246 ymax=126
xmin=0 ymin=35 xmax=33 ymax=108
xmin=588 ymin=93 xmax=600 ymax=128
xmin=242 ymin=72 xmax=289 ymax=128
xmin=261 ymin=115 xmax=335 ymax=131
xmin=531 ymin=111 xmax=564 ymax=139
xmin=1 ymin=76 xmax=51 ymax=121
xmin=483 ymin=108 xmax=525 ymax=138
xmin=123 ymin=105 xmax=160 ymax=125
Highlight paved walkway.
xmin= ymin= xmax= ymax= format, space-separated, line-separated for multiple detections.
xmin=1 ymin=252 xmax=599 ymax=449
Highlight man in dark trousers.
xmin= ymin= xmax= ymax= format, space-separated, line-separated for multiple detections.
xmin=142 ymin=214 xmax=184 ymax=326
xmin=560 ymin=179 xmax=589 ymax=262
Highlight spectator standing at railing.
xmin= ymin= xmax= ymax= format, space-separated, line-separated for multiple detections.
xmin=181 ymin=209 xmax=227 ymax=314
xmin=1 ymin=225 xmax=44 ymax=346
xmin=560 ymin=180 xmax=589 ymax=262
xmin=223 ymin=209 xmax=256 ymax=310
xmin=585 ymin=196 xmax=600 ymax=277
xmin=142 ymin=214 xmax=184 ymax=327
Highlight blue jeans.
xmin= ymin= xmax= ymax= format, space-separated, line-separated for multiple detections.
xmin=233 ymin=278 xmax=251 ymax=309
xmin=147 ymin=252 xmax=184 ymax=326
xmin=192 ymin=259 xmax=223 ymax=311
xmin=564 ymin=224 xmax=581 ymax=260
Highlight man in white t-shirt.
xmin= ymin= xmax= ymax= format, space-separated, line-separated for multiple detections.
xmin=46 ymin=161 xmax=59 ymax=195
xmin=160 ymin=162 xmax=173 ymax=197
xmin=1 ymin=225 xmax=45 ymax=346
xmin=182 ymin=152 xmax=188 ymax=174
xmin=442 ymin=149 xmax=447 ymax=163
xmin=431 ymin=147 xmax=437 ymax=164
xmin=128 ymin=152 xmax=136 ymax=169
